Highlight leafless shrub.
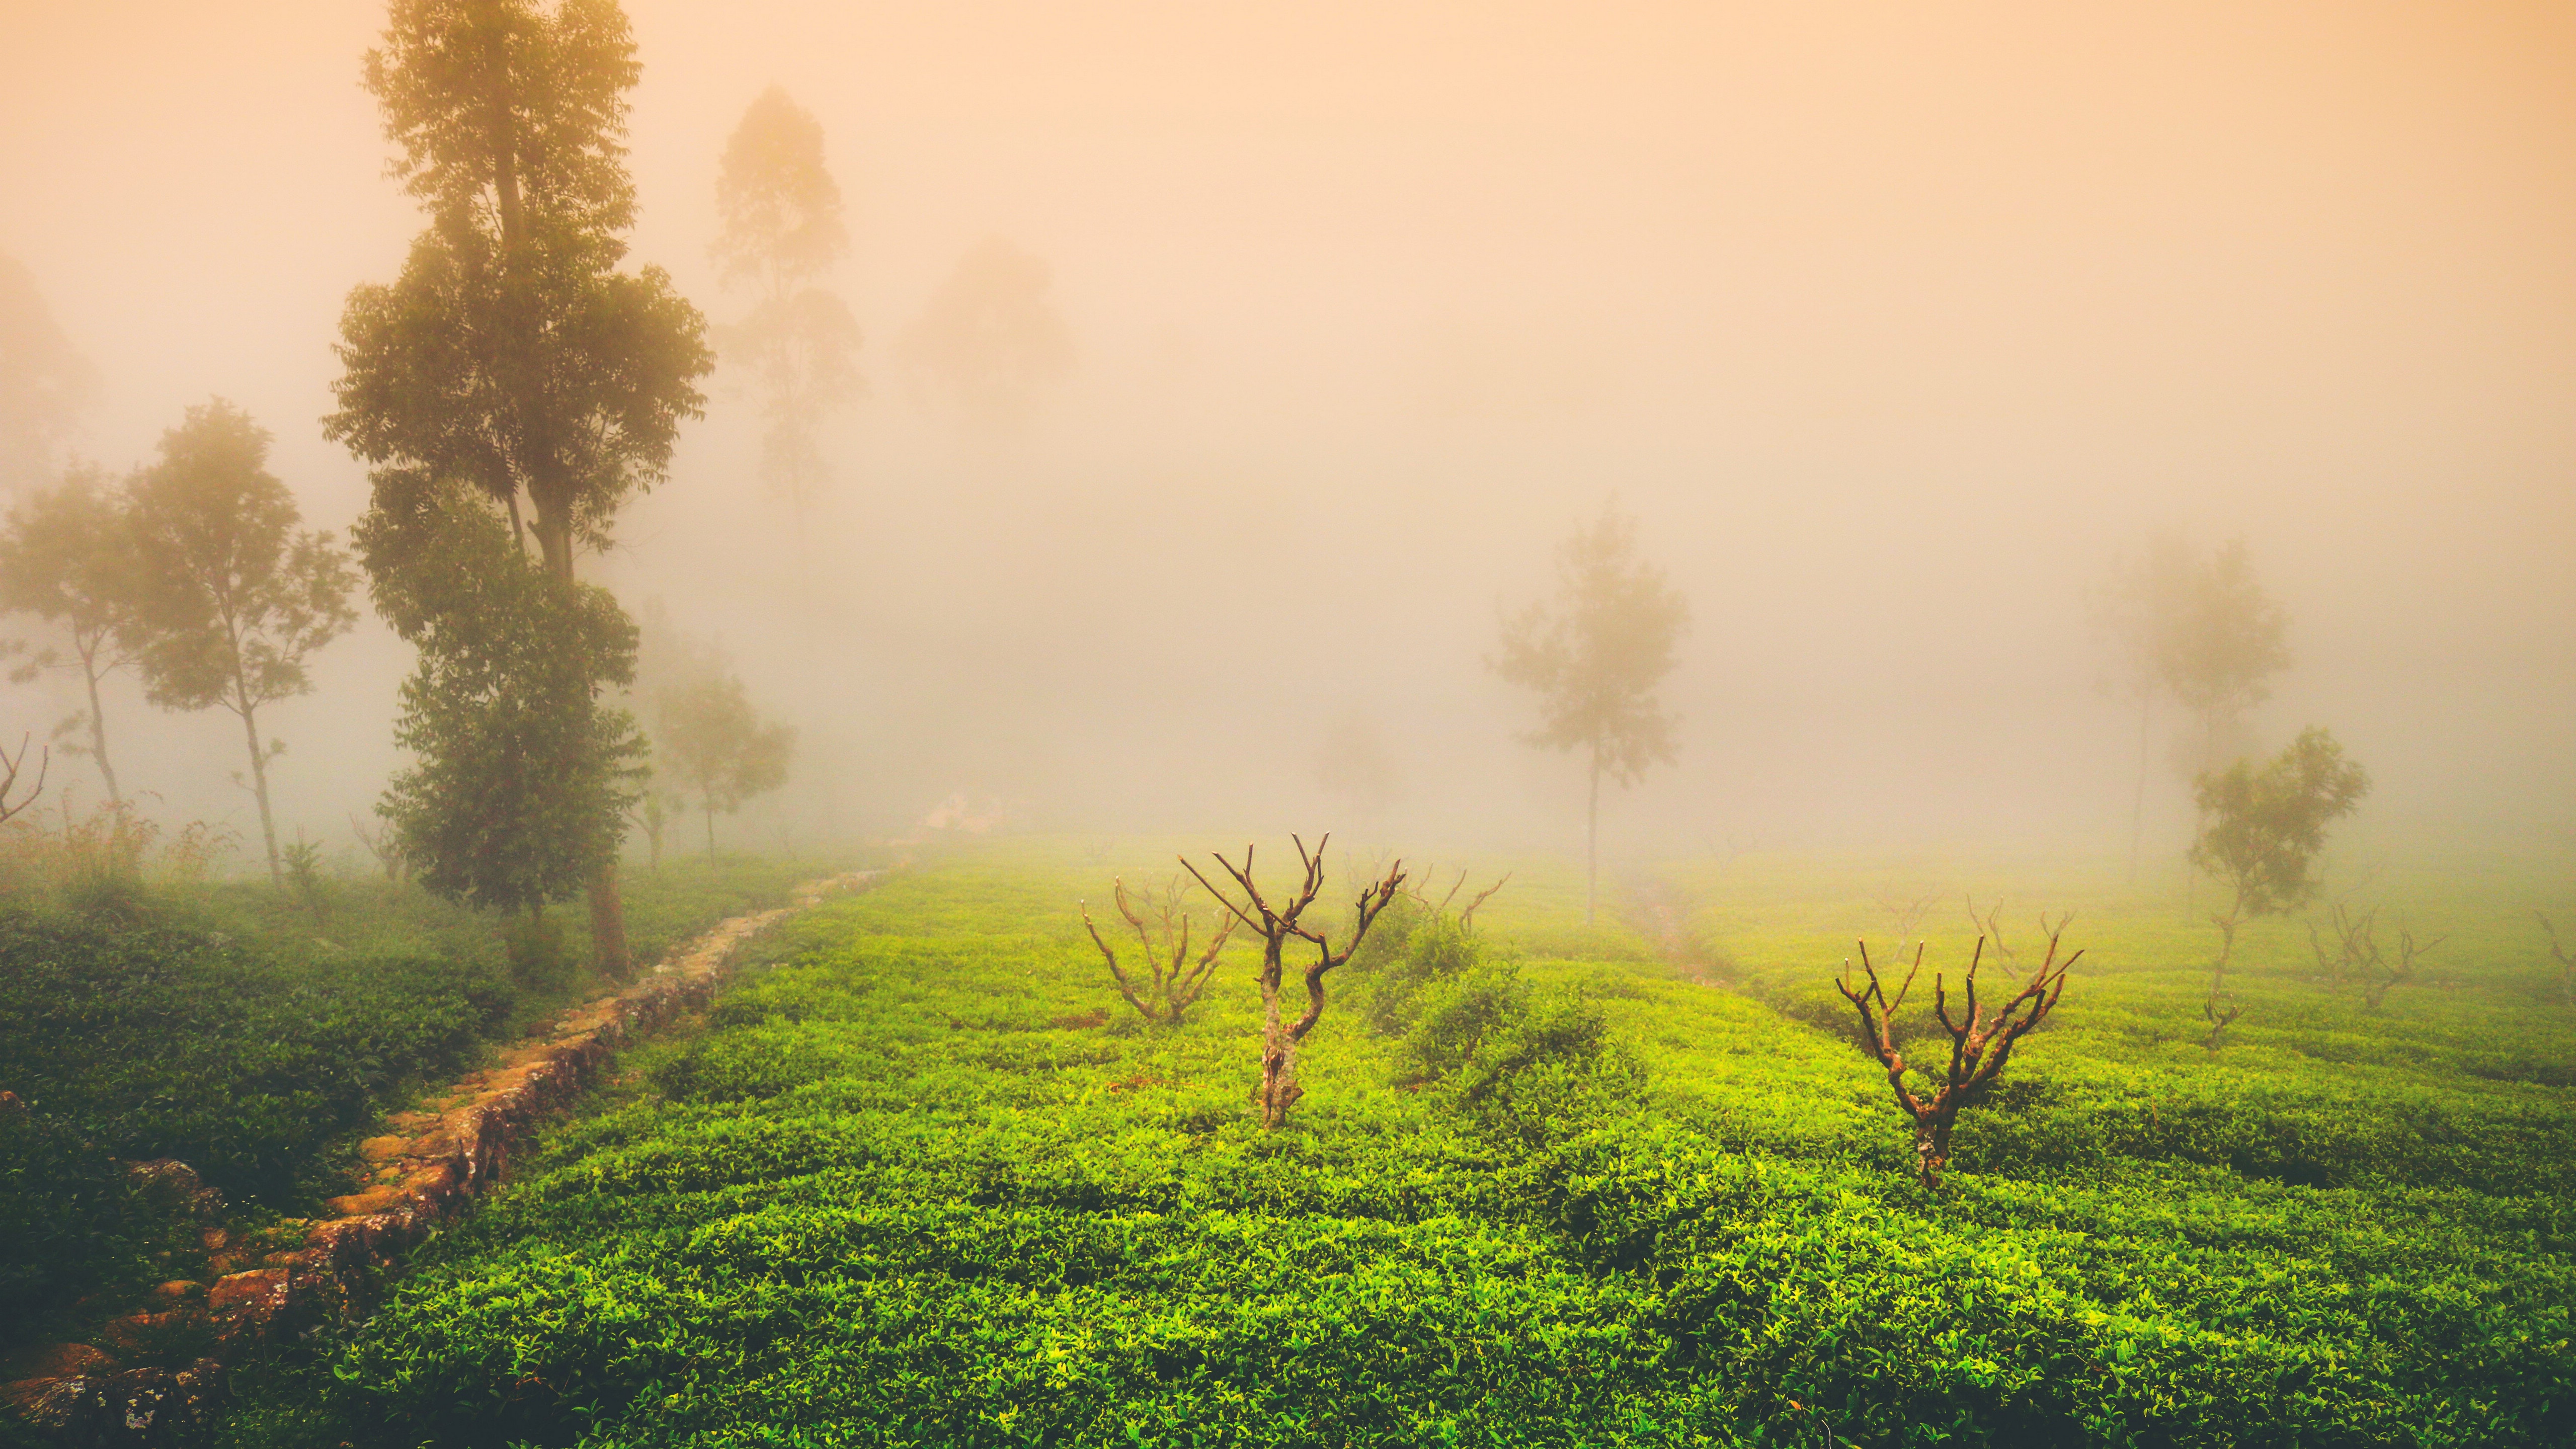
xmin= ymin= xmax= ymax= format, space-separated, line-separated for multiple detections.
xmin=1184 ymin=835 xmax=1405 ymax=1129
xmin=1080 ymin=875 xmax=1236 ymax=1024
xmin=1836 ymin=928 xmax=2081 ymax=1190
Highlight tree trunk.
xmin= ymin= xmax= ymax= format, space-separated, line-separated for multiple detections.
xmin=589 ymin=857 xmax=630 ymax=981
xmin=1912 ymin=1115 xmax=1953 ymax=1190
xmin=239 ymin=699 xmax=280 ymax=886
xmin=2127 ymin=686 xmax=2150 ymax=883
xmin=81 ymin=658 xmax=121 ymax=807
xmin=1253 ymin=935 xmax=1304 ymax=1129
xmin=1585 ymin=748 xmax=1601 ymax=927
xmin=705 ymin=802 xmax=717 ymax=861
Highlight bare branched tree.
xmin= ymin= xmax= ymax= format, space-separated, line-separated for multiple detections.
xmin=2305 ymin=902 xmax=2439 ymax=1008
xmin=1836 ymin=929 xmax=2081 ymax=1190
xmin=2540 ymin=913 xmax=2574 ymax=1009
xmin=350 ymin=812 xmax=406 ymax=883
xmin=1184 ymin=835 xmax=1406 ymax=1129
xmin=0 ymin=734 xmax=47 ymax=827
xmin=1961 ymin=897 xmax=2074 ymax=983
xmin=1413 ymin=865 xmax=1512 ymax=932
xmin=2367 ymin=925 xmax=2441 ymax=1010
xmin=1081 ymin=875 xmax=1236 ymax=1024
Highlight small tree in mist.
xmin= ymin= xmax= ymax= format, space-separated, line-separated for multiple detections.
xmin=656 ymin=674 xmax=794 ymax=859
xmin=713 ymin=86 xmax=863 ymax=519
xmin=2094 ymin=537 xmax=2290 ymax=879
xmin=2190 ymin=726 xmax=2368 ymax=1047
xmin=896 ymin=235 xmax=1073 ymax=438
xmin=0 ymin=251 xmax=101 ymax=493
xmin=0 ymin=465 xmax=147 ymax=804
xmin=126 ymin=401 xmax=356 ymax=886
xmin=1080 ymin=876 xmax=1237 ymax=1024
xmin=1492 ymin=500 xmax=1688 ymax=924
xmin=2538 ymin=914 xmax=2574 ymax=1009
xmin=327 ymin=0 xmax=711 ymax=972
xmin=371 ymin=493 xmax=644 ymax=933
xmin=1184 ymin=837 xmax=1406 ymax=1129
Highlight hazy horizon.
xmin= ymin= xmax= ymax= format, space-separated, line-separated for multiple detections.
xmin=3 ymin=0 xmax=2570 ymax=876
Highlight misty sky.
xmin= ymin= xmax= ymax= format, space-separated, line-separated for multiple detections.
xmin=2 ymin=0 xmax=2570 ymax=868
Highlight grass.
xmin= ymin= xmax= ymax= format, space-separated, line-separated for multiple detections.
xmin=214 ymin=837 xmax=2576 ymax=1447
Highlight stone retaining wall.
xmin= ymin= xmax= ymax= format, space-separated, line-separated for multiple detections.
xmin=2 ymin=870 xmax=877 ymax=1447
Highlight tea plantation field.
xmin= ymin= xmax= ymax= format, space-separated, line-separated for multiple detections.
xmin=227 ymin=840 xmax=2576 ymax=1448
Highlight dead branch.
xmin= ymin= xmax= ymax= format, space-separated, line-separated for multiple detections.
xmin=0 ymin=735 xmax=47 ymax=827
xmin=2538 ymin=913 xmax=2573 ymax=1009
xmin=350 ymin=813 xmax=406 ymax=882
xmin=2365 ymin=924 xmax=2440 ymax=1010
xmin=1079 ymin=875 xmax=1236 ymax=1024
xmin=1184 ymin=834 xmax=1405 ymax=1128
xmin=1837 ymin=925 xmax=2081 ymax=1190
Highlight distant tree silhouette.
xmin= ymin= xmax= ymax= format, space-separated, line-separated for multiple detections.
xmin=127 ymin=401 xmax=356 ymax=885
xmin=897 ymin=236 xmax=1073 ymax=438
xmin=713 ymin=86 xmax=862 ymax=517
xmin=0 ymin=466 xmax=146 ymax=803
xmin=0 ymin=252 xmax=99 ymax=494
xmin=656 ymin=673 xmax=793 ymax=859
xmin=1493 ymin=500 xmax=1688 ymax=924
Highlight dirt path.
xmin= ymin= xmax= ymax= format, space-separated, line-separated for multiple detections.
xmin=1623 ymin=871 xmax=1735 ymax=988
xmin=3 ymin=870 xmax=879 ymax=1447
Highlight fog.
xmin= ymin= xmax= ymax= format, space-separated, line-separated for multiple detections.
xmin=4 ymin=0 xmax=2571 ymax=872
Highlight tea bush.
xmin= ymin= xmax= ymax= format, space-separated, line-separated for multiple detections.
xmin=215 ymin=841 xmax=2576 ymax=1448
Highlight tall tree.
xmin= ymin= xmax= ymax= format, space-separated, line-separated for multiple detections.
xmin=0 ymin=252 xmax=100 ymax=495
xmin=326 ymin=0 xmax=711 ymax=971
xmin=896 ymin=235 xmax=1073 ymax=438
xmin=713 ymin=86 xmax=862 ymax=515
xmin=2090 ymin=533 xmax=2191 ymax=880
xmin=2160 ymin=539 xmax=2290 ymax=782
xmin=369 ymin=489 xmax=644 ymax=925
xmin=0 ymin=466 xmax=146 ymax=803
xmin=655 ymin=672 xmax=793 ymax=858
xmin=1493 ymin=501 xmax=1689 ymax=924
xmin=126 ymin=400 xmax=357 ymax=884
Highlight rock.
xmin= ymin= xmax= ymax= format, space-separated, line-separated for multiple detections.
xmin=207 ymin=1269 xmax=289 ymax=1321
xmin=150 ymin=1280 xmax=202 ymax=1304
xmin=15 ymin=1344 xmax=112 ymax=1380
xmin=357 ymin=1134 xmax=410 ymax=1164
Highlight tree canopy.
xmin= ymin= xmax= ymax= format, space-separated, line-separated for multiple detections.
xmin=2191 ymin=726 xmax=2370 ymax=920
xmin=326 ymin=0 xmax=710 ymax=580
xmin=126 ymin=400 xmax=356 ymax=881
xmin=371 ymin=491 xmax=643 ymax=917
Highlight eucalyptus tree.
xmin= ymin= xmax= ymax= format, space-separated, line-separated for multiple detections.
xmin=1493 ymin=500 xmax=1689 ymax=924
xmin=126 ymin=401 xmax=357 ymax=884
xmin=327 ymin=0 xmax=711 ymax=970
xmin=0 ymin=465 xmax=146 ymax=803
xmin=713 ymin=86 xmax=862 ymax=517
